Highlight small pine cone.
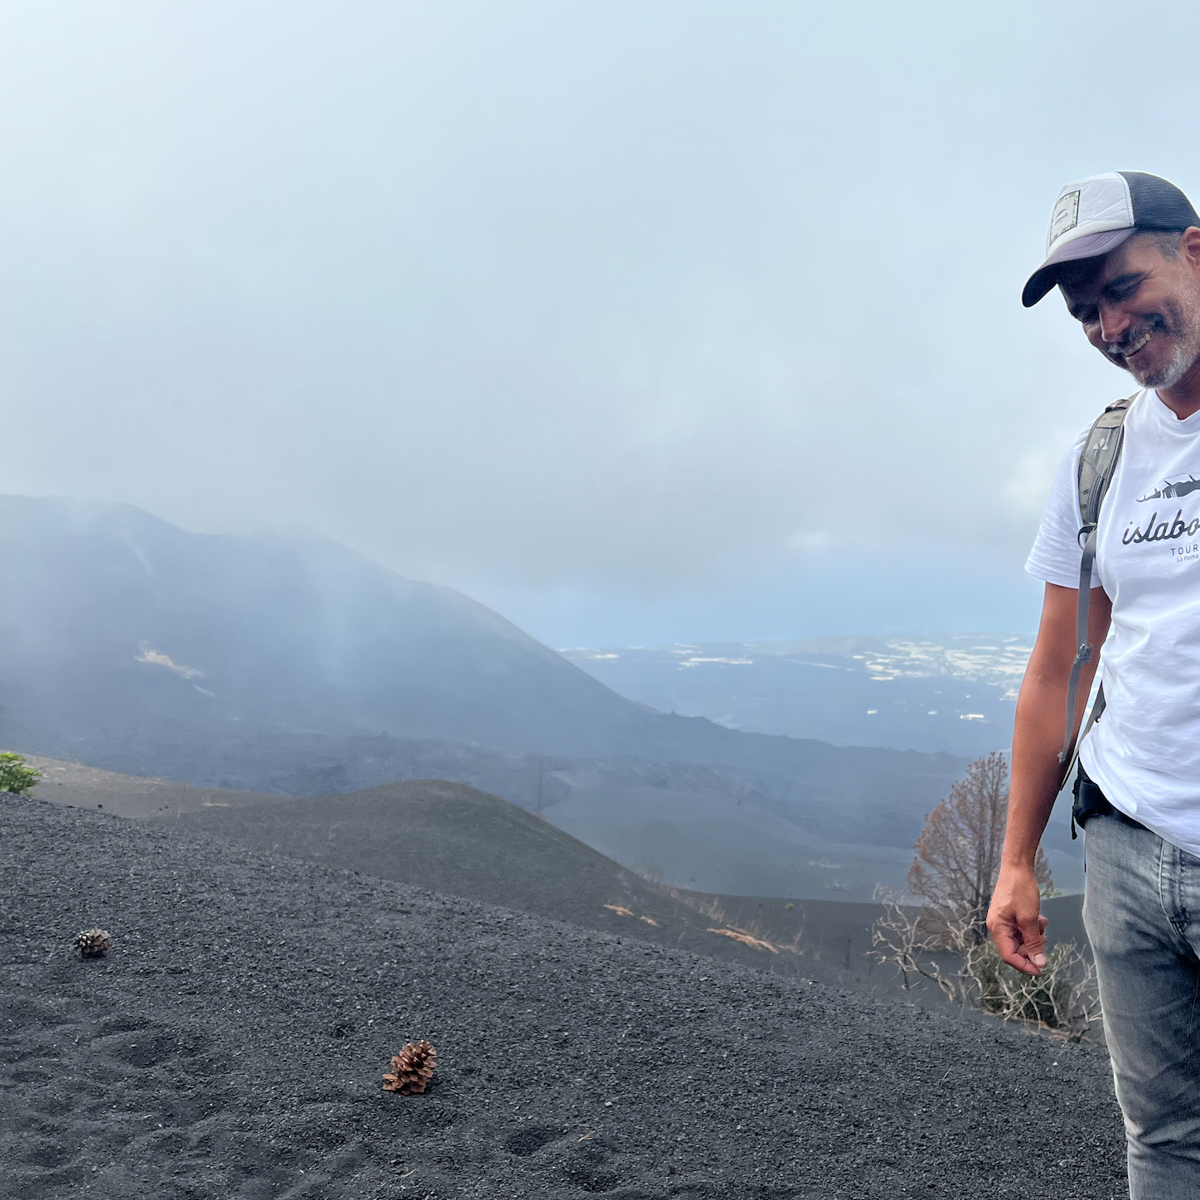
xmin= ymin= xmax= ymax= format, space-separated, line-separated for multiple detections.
xmin=75 ymin=928 xmax=111 ymax=958
xmin=382 ymin=1040 xmax=437 ymax=1095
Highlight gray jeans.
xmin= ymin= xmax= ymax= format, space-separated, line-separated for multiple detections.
xmin=1084 ymin=809 xmax=1200 ymax=1198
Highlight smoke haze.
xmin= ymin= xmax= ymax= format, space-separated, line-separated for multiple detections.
xmin=3 ymin=1 xmax=1197 ymax=643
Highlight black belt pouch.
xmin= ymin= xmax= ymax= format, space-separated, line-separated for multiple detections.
xmin=1072 ymin=766 xmax=1146 ymax=833
xmin=1072 ymin=766 xmax=1113 ymax=830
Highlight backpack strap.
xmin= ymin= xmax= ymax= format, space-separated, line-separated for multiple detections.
xmin=1057 ymin=394 xmax=1136 ymax=793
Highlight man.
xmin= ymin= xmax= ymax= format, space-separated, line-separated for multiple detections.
xmin=988 ymin=170 xmax=1200 ymax=1198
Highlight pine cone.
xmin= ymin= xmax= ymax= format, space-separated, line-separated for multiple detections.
xmin=75 ymin=928 xmax=111 ymax=957
xmin=382 ymin=1040 xmax=437 ymax=1094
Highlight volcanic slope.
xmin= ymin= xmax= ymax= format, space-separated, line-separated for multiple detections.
xmin=3 ymin=795 xmax=1123 ymax=1199
xmin=171 ymin=778 xmax=706 ymax=937
xmin=24 ymin=755 xmax=290 ymax=819
xmin=0 ymin=494 xmax=638 ymax=759
xmin=164 ymin=776 xmax=912 ymax=990
xmin=28 ymin=759 xmax=859 ymax=981
xmin=1 ymin=495 xmax=965 ymax=856
xmin=33 ymin=760 xmax=1085 ymax=995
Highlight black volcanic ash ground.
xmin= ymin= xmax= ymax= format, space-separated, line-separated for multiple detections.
xmin=1 ymin=795 xmax=1124 ymax=1199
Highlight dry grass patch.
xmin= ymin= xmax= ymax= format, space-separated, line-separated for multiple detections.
xmin=637 ymin=878 xmax=806 ymax=958
xmin=603 ymin=903 xmax=660 ymax=926
xmin=706 ymin=927 xmax=779 ymax=953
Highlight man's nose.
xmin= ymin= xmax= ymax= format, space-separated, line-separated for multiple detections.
xmin=1099 ymin=304 xmax=1133 ymax=346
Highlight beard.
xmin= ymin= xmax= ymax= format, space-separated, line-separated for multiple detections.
xmin=1138 ymin=334 xmax=1200 ymax=389
xmin=1110 ymin=293 xmax=1200 ymax=389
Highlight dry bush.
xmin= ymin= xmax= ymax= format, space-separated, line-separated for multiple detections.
xmin=872 ymin=751 xmax=1099 ymax=1038
xmin=872 ymin=892 xmax=1099 ymax=1036
xmin=967 ymin=936 xmax=1101 ymax=1035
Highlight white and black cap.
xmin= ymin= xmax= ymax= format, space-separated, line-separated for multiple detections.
xmin=1022 ymin=171 xmax=1200 ymax=307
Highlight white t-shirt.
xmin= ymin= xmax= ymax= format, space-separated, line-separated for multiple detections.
xmin=1027 ymin=388 xmax=1200 ymax=855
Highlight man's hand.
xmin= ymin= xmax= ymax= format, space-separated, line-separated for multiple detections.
xmin=992 ymin=584 xmax=1107 ymax=976
xmin=987 ymin=863 xmax=1049 ymax=975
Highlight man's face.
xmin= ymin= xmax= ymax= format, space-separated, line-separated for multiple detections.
xmin=1060 ymin=230 xmax=1200 ymax=390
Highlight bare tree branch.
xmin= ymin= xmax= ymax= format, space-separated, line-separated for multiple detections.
xmin=873 ymin=753 xmax=1098 ymax=1037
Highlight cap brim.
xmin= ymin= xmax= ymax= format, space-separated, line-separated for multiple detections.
xmin=1021 ymin=227 xmax=1136 ymax=307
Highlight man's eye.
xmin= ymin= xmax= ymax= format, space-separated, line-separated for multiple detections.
xmin=1107 ymin=277 xmax=1143 ymax=304
xmin=1078 ymin=309 xmax=1099 ymax=326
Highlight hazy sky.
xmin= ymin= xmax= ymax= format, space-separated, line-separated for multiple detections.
xmin=4 ymin=2 xmax=1199 ymax=646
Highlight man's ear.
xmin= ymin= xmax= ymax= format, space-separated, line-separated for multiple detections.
xmin=1179 ymin=226 xmax=1200 ymax=270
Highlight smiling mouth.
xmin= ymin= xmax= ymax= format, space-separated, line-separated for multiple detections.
xmin=1120 ymin=329 xmax=1154 ymax=359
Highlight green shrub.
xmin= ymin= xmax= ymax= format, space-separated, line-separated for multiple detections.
xmin=0 ymin=752 xmax=41 ymax=795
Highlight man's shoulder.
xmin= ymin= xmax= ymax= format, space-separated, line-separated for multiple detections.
xmin=1099 ymin=388 xmax=1149 ymax=430
xmin=1064 ymin=389 xmax=1148 ymax=461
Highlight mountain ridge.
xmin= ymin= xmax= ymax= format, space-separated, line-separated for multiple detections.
xmin=1 ymin=494 xmax=972 ymax=890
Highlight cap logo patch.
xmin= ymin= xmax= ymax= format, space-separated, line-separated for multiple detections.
xmin=1050 ymin=189 xmax=1081 ymax=245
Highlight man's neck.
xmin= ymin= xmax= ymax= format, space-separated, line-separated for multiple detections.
xmin=1156 ymin=360 xmax=1200 ymax=420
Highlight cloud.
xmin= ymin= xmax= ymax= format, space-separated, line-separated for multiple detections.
xmin=787 ymin=531 xmax=833 ymax=552
xmin=1003 ymin=436 xmax=1074 ymax=519
xmin=0 ymin=1 xmax=1196 ymax=641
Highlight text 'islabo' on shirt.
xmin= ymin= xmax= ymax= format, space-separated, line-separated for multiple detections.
xmin=1027 ymin=388 xmax=1200 ymax=855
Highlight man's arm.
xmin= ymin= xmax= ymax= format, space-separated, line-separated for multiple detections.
xmin=986 ymin=581 xmax=1111 ymax=975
